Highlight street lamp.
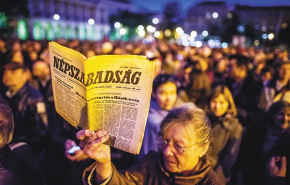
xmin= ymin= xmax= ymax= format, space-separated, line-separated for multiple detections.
xmin=120 ymin=28 xmax=126 ymax=35
xmin=152 ymin=18 xmax=159 ymax=24
xmin=88 ymin=19 xmax=95 ymax=25
xmin=268 ymin=33 xmax=274 ymax=40
xmin=53 ymin=14 xmax=60 ymax=21
xmin=114 ymin=22 xmax=121 ymax=29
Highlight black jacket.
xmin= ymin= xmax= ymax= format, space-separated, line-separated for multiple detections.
xmin=0 ymin=143 xmax=45 ymax=185
xmin=2 ymin=82 xmax=48 ymax=152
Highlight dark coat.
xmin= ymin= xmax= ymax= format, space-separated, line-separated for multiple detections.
xmin=207 ymin=113 xmax=243 ymax=182
xmin=83 ymin=151 xmax=216 ymax=185
xmin=2 ymin=82 xmax=48 ymax=152
xmin=0 ymin=143 xmax=45 ymax=185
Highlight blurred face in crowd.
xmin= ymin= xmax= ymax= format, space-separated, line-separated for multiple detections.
xmin=278 ymin=63 xmax=290 ymax=81
xmin=228 ymin=59 xmax=246 ymax=81
xmin=261 ymin=71 xmax=272 ymax=83
xmin=3 ymin=68 xmax=27 ymax=92
xmin=216 ymin=59 xmax=227 ymax=73
xmin=273 ymin=106 xmax=290 ymax=130
xmin=161 ymin=123 xmax=204 ymax=175
xmin=29 ymin=51 xmax=38 ymax=61
xmin=12 ymin=51 xmax=24 ymax=64
xmin=210 ymin=94 xmax=229 ymax=117
xmin=33 ymin=61 xmax=50 ymax=81
xmin=12 ymin=42 xmax=21 ymax=52
xmin=213 ymin=52 xmax=223 ymax=62
xmin=154 ymin=81 xmax=177 ymax=111
xmin=0 ymin=40 xmax=5 ymax=50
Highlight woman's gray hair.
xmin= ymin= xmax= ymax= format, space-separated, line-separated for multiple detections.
xmin=160 ymin=103 xmax=211 ymax=147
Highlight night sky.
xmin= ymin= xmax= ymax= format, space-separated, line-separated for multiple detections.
xmin=132 ymin=0 xmax=290 ymax=13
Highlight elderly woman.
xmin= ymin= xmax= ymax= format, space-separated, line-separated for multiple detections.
xmin=77 ymin=103 xmax=216 ymax=185
xmin=206 ymin=85 xmax=243 ymax=183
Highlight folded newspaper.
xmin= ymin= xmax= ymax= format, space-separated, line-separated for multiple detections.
xmin=49 ymin=42 xmax=155 ymax=154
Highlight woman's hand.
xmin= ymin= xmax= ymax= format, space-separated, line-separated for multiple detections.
xmin=77 ymin=129 xmax=112 ymax=183
xmin=269 ymin=156 xmax=287 ymax=177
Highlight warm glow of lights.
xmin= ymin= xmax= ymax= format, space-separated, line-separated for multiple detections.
xmin=227 ymin=13 xmax=233 ymax=19
xmin=191 ymin=30 xmax=197 ymax=37
xmin=120 ymin=28 xmax=126 ymax=35
xmin=53 ymin=14 xmax=60 ymax=20
xmin=196 ymin=41 xmax=202 ymax=48
xmin=268 ymin=33 xmax=274 ymax=40
xmin=176 ymin=27 xmax=184 ymax=34
xmin=165 ymin=29 xmax=171 ymax=37
xmin=189 ymin=36 xmax=195 ymax=42
xmin=88 ymin=19 xmax=95 ymax=25
xmin=138 ymin=29 xmax=145 ymax=37
xmin=212 ymin=12 xmax=218 ymax=19
xmin=202 ymin=30 xmax=208 ymax=37
xmin=254 ymin=40 xmax=259 ymax=46
xmin=281 ymin=23 xmax=288 ymax=28
xmin=154 ymin=31 xmax=160 ymax=37
xmin=138 ymin=25 xmax=144 ymax=30
xmin=114 ymin=22 xmax=121 ymax=28
xmin=152 ymin=18 xmax=159 ymax=24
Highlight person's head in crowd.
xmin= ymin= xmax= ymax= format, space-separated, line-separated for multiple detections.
xmin=32 ymin=60 xmax=50 ymax=82
xmin=212 ymin=50 xmax=224 ymax=63
xmin=112 ymin=47 xmax=123 ymax=55
xmin=86 ymin=50 xmax=95 ymax=58
xmin=33 ymin=41 xmax=42 ymax=53
xmin=215 ymin=58 xmax=228 ymax=73
xmin=2 ymin=62 xmax=28 ymax=95
xmin=192 ymin=55 xmax=208 ymax=72
xmin=208 ymin=85 xmax=237 ymax=117
xmin=198 ymin=46 xmax=212 ymax=58
xmin=229 ymin=46 xmax=238 ymax=55
xmin=11 ymin=51 xmax=24 ymax=64
xmin=261 ymin=66 xmax=273 ymax=85
xmin=39 ymin=49 xmax=50 ymax=65
xmin=152 ymin=74 xmax=178 ymax=111
xmin=0 ymin=97 xmax=14 ymax=148
xmin=158 ymin=103 xmax=211 ymax=175
xmin=29 ymin=50 xmax=38 ymax=62
xmin=102 ymin=42 xmax=113 ymax=54
xmin=12 ymin=41 xmax=21 ymax=52
xmin=275 ymin=61 xmax=290 ymax=81
xmin=228 ymin=54 xmax=249 ymax=81
xmin=0 ymin=39 xmax=6 ymax=52
xmin=266 ymin=101 xmax=290 ymax=131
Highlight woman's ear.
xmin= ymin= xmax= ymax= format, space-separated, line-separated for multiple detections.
xmin=199 ymin=142 xmax=210 ymax=158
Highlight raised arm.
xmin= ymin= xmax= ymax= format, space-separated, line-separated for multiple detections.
xmin=77 ymin=129 xmax=112 ymax=184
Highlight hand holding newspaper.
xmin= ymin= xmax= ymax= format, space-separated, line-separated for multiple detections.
xmin=49 ymin=42 xmax=155 ymax=154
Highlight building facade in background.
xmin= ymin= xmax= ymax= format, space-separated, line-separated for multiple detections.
xmin=16 ymin=0 xmax=135 ymax=41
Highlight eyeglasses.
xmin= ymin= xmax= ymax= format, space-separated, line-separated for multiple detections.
xmin=156 ymin=136 xmax=196 ymax=155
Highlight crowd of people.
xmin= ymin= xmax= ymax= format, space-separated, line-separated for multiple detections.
xmin=0 ymin=38 xmax=289 ymax=185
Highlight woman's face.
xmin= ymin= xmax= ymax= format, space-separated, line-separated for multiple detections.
xmin=162 ymin=124 xmax=204 ymax=175
xmin=210 ymin=94 xmax=229 ymax=117
xmin=154 ymin=81 xmax=177 ymax=111
xmin=273 ymin=107 xmax=290 ymax=130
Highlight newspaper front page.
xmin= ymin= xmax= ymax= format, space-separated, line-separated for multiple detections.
xmin=49 ymin=42 xmax=155 ymax=154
